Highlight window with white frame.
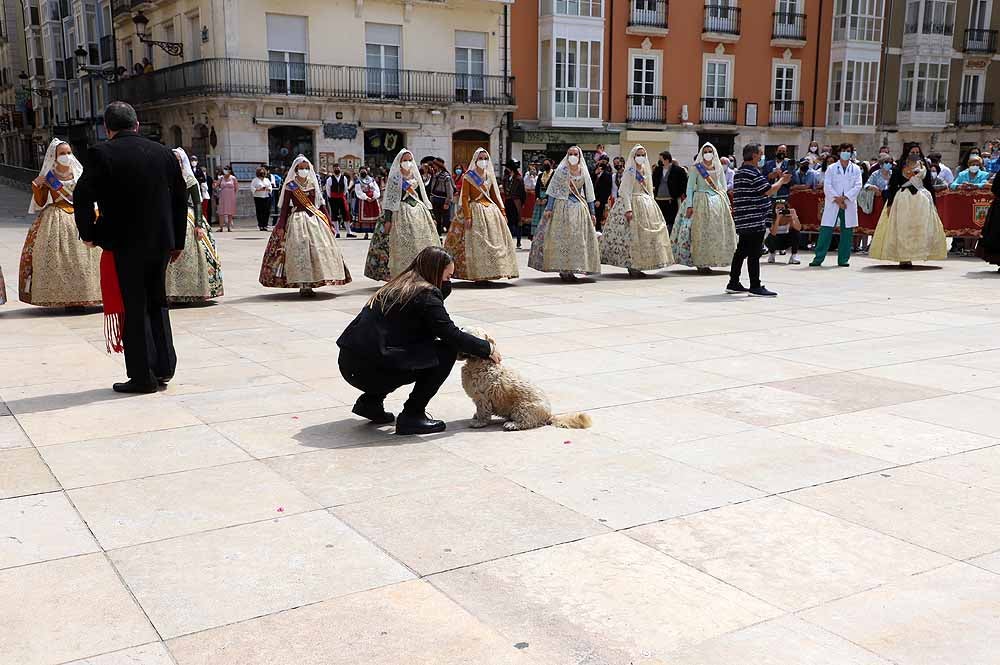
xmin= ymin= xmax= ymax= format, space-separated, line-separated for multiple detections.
xmin=774 ymin=0 xmax=803 ymax=39
xmin=828 ymin=59 xmax=879 ymax=126
xmin=904 ymin=0 xmax=956 ymax=34
xmin=832 ymin=0 xmax=884 ymax=42
xmin=455 ymin=31 xmax=486 ymax=103
xmin=540 ymin=0 xmax=603 ymax=18
xmin=365 ymin=23 xmax=401 ymax=99
xmin=553 ymin=38 xmax=601 ymax=120
xmin=266 ymin=14 xmax=308 ymax=95
xmin=629 ymin=52 xmax=661 ymax=121
xmin=705 ymin=0 xmax=739 ymax=34
xmin=899 ymin=60 xmax=949 ymax=113
xmin=702 ymin=58 xmax=734 ymax=122
xmin=970 ymin=0 xmax=992 ymax=28
xmin=771 ymin=63 xmax=799 ymax=123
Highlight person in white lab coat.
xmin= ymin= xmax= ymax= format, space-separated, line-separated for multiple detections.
xmin=811 ymin=143 xmax=862 ymax=267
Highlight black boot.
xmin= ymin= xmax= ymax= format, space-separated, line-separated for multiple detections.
xmin=352 ymin=396 xmax=394 ymax=425
xmin=395 ymin=411 xmax=446 ymax=435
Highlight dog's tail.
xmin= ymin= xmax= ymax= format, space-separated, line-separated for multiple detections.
xmin=550 ymin=412 xmax=592 ymax=429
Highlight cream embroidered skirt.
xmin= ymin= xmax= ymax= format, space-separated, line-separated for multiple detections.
xmin=528 ymin=198 xmax=601 ymax=274
xmin=19 ymin=205 xmax=101 ymax=306
xmin=869 ymin=190 xmax=947 ymax=263
xmin=601 ymin=192 xmax=675 ymax=271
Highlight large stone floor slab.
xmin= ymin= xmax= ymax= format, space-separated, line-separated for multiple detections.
xmin=2 ymin=186 xmax=999 ymax=663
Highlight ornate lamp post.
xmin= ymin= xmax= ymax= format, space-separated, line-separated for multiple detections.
xmin=132 ymin=11 xmax=183 ymax=57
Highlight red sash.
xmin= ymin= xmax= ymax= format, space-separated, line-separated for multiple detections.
xmin=100 ymin=251 xmax=124 ymax=354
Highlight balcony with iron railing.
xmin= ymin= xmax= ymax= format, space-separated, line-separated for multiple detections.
xmin=701 ymin=97 xmax=737 ymax=125
xmin=109 ymin=58 xmax=516 ymax=108
xmin=627 ymin=0 xmax=668 ymax=35
xmin=769 ymin=100 xmax=803 ymax=127
xmin=957 ymin=102 xmax=994 ymax=126
xmin=771 ymin=12 xmax=806 ymax=45
xmin=111 ymin=0 xmax=146 ymax=18
xmin=627 ymin=94 xmax=666 ymax=124
xmin=702 ymin=5 xmax=740 ymax=41
xmin=964 ymin=28 xmax=998 ymax=54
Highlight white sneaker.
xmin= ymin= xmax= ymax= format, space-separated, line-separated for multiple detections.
xmin=788 ymin=256 xmax=800 ymax=265
xmin=767 ymin=253 xmax=776 ymax=264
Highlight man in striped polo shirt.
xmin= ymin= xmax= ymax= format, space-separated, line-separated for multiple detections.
xmin=728 ymin=142 xmax=791 ymax=297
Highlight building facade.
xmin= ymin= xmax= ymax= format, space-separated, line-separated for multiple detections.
xmin=1 ymin=0 xmax=30 ymax=166
xmin=108 ymin=0 xmax=515 ymax=177
xmin=13 ymin=0 xmax=117 ymax=167
xmin=511 ymin=0 xmax=832 ymax=166
xmin=879 ymin=0 xmax=999 ymax=162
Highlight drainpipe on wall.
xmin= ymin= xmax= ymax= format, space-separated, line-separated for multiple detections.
xmin=876 ymin=0 xmax=894 ymax=134
xmin=810 ymin=0 xmax=824 ymax=141
xmin=606 ymin=1 xmax=613 ymax=126
xmin=502 ymin=4 xmax=511 ymax=166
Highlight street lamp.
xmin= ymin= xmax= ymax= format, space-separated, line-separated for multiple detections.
xmin=132 ymin=11 xmax=183 ymax=57
xmin=18 ymin=71 xmax=52 ymax=98
xmin=75 ymin=46 xmax=118 ymax=82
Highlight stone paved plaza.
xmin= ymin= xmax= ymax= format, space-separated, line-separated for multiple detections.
xmin=2 ymin=182 xmax=1000 ymax=664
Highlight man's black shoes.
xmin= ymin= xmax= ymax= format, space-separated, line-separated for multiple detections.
xmin=113 ymin=379 xmax=158 ymax=394
xmin=395 ymin=412 xmax=446 ymax=435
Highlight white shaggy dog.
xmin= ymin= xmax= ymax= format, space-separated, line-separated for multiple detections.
xmin=459 ymin=327 xmax=592 ymax=431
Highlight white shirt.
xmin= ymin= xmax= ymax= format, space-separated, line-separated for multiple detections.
xmin=250 ymin=177 xmax=272 ymax=198
xmin=523 ymin=172 xmax=537 ymax=191
xmin=724 ymin=167 xmax=734 ymax=191
xmin=936 ymin=163 xmax=955 ymax=184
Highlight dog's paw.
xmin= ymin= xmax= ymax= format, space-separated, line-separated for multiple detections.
xmin=470 ymin=418 xmax=491 ymax=429
xmin=503 ymin=421 xmax=522 ymax=431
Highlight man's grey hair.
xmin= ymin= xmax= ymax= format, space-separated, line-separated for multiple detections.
xmin=104 ymin=101 xmax=138 ymax=132
xmin=742 ymin=143 xmax=761 ymax=162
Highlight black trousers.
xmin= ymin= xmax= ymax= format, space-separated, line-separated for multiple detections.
xmin=114 ymin=251 xmax=177 ymax=384
xmin=431 ymin=197 xmax=449 ymax=235
xmin=254 ymin=196 xmax=271 ymax=229
xmin=657 ymin=198 xmax=679 ymax=233
xmin=730 ymin=230 xmax=766 ymax=289
xmin=339 ymin=341 xmax=457 ymax=415
xmin=765 ymin=228 xmax=800 ymax=253
xmin=505 ymin=199 xmax=522 ymax=243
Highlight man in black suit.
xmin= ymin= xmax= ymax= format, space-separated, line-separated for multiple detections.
xmin=652 ymin=150 xmax=688 ymax=234
xmin=74 ymin=101 xmax=188 ymax=393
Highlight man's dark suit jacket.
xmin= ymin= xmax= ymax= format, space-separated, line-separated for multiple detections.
xmin=74 ymin=130 xmax=187 ymax=255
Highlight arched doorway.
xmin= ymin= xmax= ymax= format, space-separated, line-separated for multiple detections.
xmin=452 ymin=129 xmax=490 ymax=171
xmin=169 ymin=125 xmax=183 ymax=149
xmin=268 ymin=126 xmax=314 ymax=172
xmin=191 ymin=124 xmax=209 ymax=160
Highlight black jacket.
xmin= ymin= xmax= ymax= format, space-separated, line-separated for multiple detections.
xmin=594 ymin=170 xmax=612 ymax=203
xmin=337 ymin=287 xmax=491 ymax=370
xmin=666 ymin=163 xmax=688 ymax=199
xmin=74 ymin=131 xmax=188 ymax=254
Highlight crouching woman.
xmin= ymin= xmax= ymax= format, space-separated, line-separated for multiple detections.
xmin=337 ymin=246 xmax=502 ymax=435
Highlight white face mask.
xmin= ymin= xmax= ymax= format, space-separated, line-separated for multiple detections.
xmin=400 ymin=160 xmax=414 ymax=171
xmin=56 ymin=154 xmax=72 ymax=166
xmin=702 ymin=153 xmax=713 ymax=163
xmin=567 ymin=154 xmax=580 ymax=166
xmin=634 ymin=155 xmax=647 ymax=165
xmin=476 ymin=158 xmax=490 ymax=170
xmin=222 ymin=169 xmax=230 ymax=175
xmin=970 ymin=165 xmax=980 ymax=174
xmin=296 ymin=169 xmax=309 ymax=179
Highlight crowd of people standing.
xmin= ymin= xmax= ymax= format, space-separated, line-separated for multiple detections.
xmin=3 ymin=100 xmax=1000 ymax=408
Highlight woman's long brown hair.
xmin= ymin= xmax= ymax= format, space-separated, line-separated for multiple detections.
xmin=368 ymin=246 xmax=454 ymax=312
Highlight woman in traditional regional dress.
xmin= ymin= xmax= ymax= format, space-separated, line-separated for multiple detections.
xmin=975 ymin=170 xmax=1000 ymax=271
xmin=671 ymin=142 xmax=736 ymax=274
xmin=215 ymin=166 xmax=238 ymax=232
xmin=364 ymin=149 xmax=441 ymax=281
xmin=528 ymin=146 xmax=601 ymax=282
xmin=259 ymin=155 xmax=351 ymax=296
xmin=869 ymin=142 xmax=947 ymax=267
xmin=354 ymin=167 xmax=382 ymax=239
xmin=601 ymin=144 xmax=676 ymax=277
xmin=531 ymin=158 xmax=554 ymax=238
xmin=443 ymin=148 xmax=518 ymax=282
xmin=19 ymin=138 xmax=101 ymax=309
xmin=166 ymin=148 xmax=224 ymax=303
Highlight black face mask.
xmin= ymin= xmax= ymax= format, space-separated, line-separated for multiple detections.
xmin=776 ymin=152 xmax=786 ymax=159
xmin=360 ymin=171 xmax=368 ymax=178
xmin=542 ymin=165 xmax=551 ymax=172
xmin=440 ymin=280 xmax=453 ymax=300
